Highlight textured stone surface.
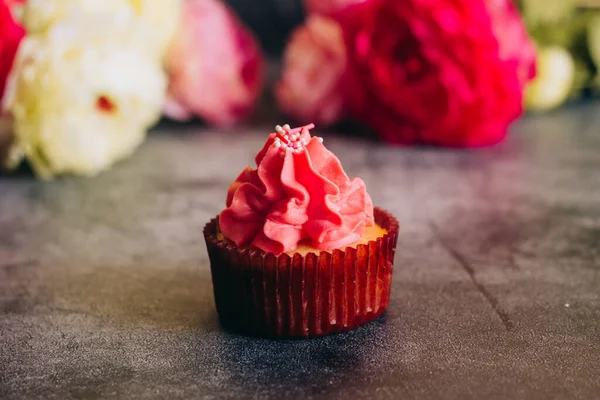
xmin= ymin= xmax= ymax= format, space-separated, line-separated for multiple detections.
xmin=1 ymin=103 xmax=599 ymax=399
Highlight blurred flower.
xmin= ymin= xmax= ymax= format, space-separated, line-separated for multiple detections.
xmin=276 ymin=16 xmax=346 ymax=126
xmin=21 ymin=0 xmax=180 ymax=61
xmin=164 ymin=0 xmax=264 ymax=126
xmin=2 ymin=36 xmax=166 ymax=179
xmin=488 ymin=0 xmax=538 ymax=88
xmin=517 ymin=0 xmax=597 ymax=102
xmin=525 ymin=46 xmax=575 ymax=111
xmin=303 ymin=0 xmax=369 ymax=16
xmin=0 ymin=0 xmax=24 ymax=103
xmin=517 ymin=0 xmax=587 ymax=55
xmin=572 ymin=58 xmax=593 ymax=96
xmin=339 ymin=0 xmax=536 ymax=147
xmin=588 ymin=13 xmax=600 ymax=83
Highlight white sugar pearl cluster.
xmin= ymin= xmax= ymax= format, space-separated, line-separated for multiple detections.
xmin=273 ymin=123 xmax=322 ymax=155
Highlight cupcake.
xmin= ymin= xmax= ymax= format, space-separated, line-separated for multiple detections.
xmin=204 ymin=123 xmax=399 ymax=337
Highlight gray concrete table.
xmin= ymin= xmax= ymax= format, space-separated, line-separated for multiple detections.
xmin=1 ymin=102 xmax=599 ymax=399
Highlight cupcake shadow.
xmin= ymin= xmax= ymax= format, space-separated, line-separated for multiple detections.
xmin=210 ymin=313 xmax=394 ymax=397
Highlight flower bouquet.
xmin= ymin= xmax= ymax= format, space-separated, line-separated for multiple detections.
xmin=0 ymin=0 xmax=264 ymax=179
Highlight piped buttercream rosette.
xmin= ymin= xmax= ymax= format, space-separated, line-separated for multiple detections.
xmin=219 ymin=123 xmax=374 ymax=255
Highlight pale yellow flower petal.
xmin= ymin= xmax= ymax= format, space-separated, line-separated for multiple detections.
xmin=525 ymin=46 xmax=575 ymax=111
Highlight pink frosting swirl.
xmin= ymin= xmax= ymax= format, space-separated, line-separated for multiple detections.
xmin=219 ymin=124 xmax=374 ymax=255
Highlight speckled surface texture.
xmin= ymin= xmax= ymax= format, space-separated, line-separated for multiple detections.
xmin=1 ymin=103 xmax=599 ymax=399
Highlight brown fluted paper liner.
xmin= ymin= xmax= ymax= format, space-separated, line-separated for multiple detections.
xmin=203 ymin=208 xmax=399 ymax=338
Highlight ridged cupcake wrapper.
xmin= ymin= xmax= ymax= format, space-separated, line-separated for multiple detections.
xmin=204 ymin=208 xmax=399 ymax=338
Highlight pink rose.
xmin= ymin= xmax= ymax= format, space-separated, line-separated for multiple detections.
xmin=303 ymin=0 xmax=369 ymax=16
xmin=339 ymin=0 xmax=536 ymax=147
xmin=164 ymin=0 xmax=264 ymax=126
xmin=276 ymin=16 xmax=346 ymax=126
xmin=0 ymin=0 xmax=24 ymax=104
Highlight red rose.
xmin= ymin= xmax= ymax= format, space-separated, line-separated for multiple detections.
xmin=339 ymin=0 xmax=535 ymax=147
xmin=0 ymin=0 xmax=24 ymax=104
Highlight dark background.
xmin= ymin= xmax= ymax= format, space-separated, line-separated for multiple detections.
xmin=226 ymin=0 xmax=305 ymax=55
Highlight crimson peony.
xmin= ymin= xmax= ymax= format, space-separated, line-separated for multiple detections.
xmin=339 ymin=0 xmax=536 ymax=146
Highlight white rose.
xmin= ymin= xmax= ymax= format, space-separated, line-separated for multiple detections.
xmin=3 ymin=36 xmax=166 ymax=179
